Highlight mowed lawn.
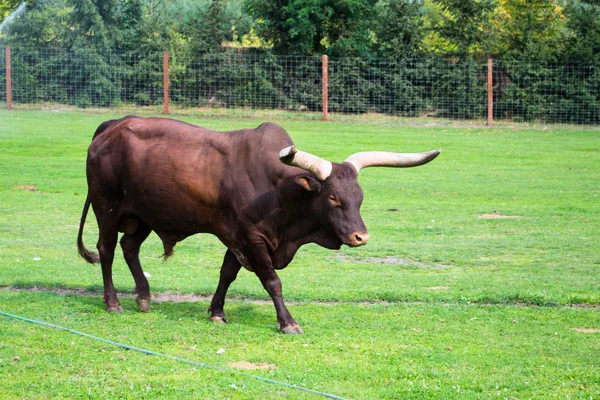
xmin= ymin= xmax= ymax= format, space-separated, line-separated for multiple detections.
xmin=0 ymin=110 xmax=599 ymax=399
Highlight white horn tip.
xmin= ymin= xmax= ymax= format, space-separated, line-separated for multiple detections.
xmin=279 ymin=146 xmax=298 ymax=162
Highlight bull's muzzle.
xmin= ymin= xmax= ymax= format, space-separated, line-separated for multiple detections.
xmin=348 ymin=232 xmax=369 ymax=247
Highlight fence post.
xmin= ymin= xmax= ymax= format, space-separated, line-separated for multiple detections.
xmin=163 ymin=50 xmax=169 ymax=115
xmin=6 ymin=46 xmax=12 ymax=110
xmin=322 ymin=54 xmax=328 ymax=121
xmin=487 ymin=58 xmax=493 ymax=127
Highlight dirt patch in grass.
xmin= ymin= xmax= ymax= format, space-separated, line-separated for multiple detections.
xmin=151 ymin=292 xmax=213 ymax=303
xmin=12 ymin=185 xmax=38 ymax=192
xmin=3 ymin=286 xmax=599 ymax=308
xmin=0 ymin=286 xmax=272 ymax=304
xmin=228 ymin=361 xmax=277 ymax=370
xmin=151 ymin=292 xmax=275 ymax=305
xmin=573 ymin=328 xmax=600 ymax=333
xmin=333 ymin=254 xmax=453 ymax=269
xmin=479 ymin=212 xmax=521 ymax=219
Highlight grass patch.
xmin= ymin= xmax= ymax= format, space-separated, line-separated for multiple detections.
xmin=1 ymin=290 xmax=600 ymax=399
xmin=0 ymin=109 xmax=599 ymax=398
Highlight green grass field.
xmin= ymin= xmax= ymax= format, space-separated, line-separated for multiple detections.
xmin=0 ymin=109 xmax=599 ymax=398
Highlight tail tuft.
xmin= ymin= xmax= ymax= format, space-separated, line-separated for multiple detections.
xmin=79 ymin=246 xmax=100 ymax=264
xmin=77 ymin=195 xmax=100 ymax=264
xmin=162 ymin=240 xmax=175 ymax=262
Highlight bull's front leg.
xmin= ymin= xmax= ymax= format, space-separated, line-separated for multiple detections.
xmin=246 ymin=241 xmax=303 ymax=334
xmin=259 ymin=271 xmax=304 ymax=334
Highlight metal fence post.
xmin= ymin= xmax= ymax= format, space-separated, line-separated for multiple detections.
xmin=6 ymin=46 xmax=12 ymax=110
xmin=322 ymin=55 xmax=328 ymax=121
xmin=163 ymin=50 xmax=169 ymax=115
xmin=487 ymin=58 xmax=493 ymax=127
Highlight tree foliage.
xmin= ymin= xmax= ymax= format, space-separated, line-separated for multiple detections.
xmin=1 ymin=0 xmax=599 ymax=64
xmin=244 ymin=0 xmax=378 ymax=56
xmin=374 ymin=0 xmax=426 ymax=57
xmin=492 ymin=0 xmax=567 ymax=61
xmin=0 ymin=0 xmax=21 ymax=20
xmin=562 ymin=0 xmax=600 ymax=63
xmin=424 ymin=0 xmax=496 ymax=58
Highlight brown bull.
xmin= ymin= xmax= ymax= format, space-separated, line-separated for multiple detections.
xmin=77 ymin=116 xmax=440 ymax=334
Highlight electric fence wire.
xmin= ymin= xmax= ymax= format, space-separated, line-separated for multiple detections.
xmin=0 ymin=309 xmax=347 ymax=400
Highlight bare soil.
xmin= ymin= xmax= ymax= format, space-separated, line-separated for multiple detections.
xmin=573 ymin=328 xmax=600 ymax=333
xmin=2 ymin=286 xmax=598 ymax=308
xmin=333 ymin=254 xmax=453 ymax=269
xmin=12 ymin=184 xmax=38 ymax=192
xmin=228 ymin=361 xmax=277 ymax=370
xmin=479 ymin=212 xmax=521 ymax=219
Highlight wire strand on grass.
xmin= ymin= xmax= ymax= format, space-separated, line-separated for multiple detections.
xmin=0 ymin=309 xmax=347 ymax=400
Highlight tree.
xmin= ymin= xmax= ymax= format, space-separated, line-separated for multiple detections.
xmin=64 ymin=0 xmax=122 ymax=51
xmin=244 ymin=0 xmax=378 ymax=56
xmin=562 ymin=0 xmax=600 ymax=63
xmin=1 ymin=0 xmax=21 ymax=22
xmin=180 ymin=0 xmax=229 ymax=54
xmin=423 ymin=0 xmax=496 ymax=59
xmin=492 ymin=0 xmax=566 ymax=62
xmin=1 ymin=0 xmax=69 ymax=47
xmin=374 ymin=0 xmax=426 ymax=58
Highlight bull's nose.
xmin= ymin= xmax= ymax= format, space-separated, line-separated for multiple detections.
xmin=350 ymin=232 xmax=369 ymax=247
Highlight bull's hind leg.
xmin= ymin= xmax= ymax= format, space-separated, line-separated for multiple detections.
xmin=208 ymin=250 xmax=242 ymax=323
xmin=96 ymin=218 xmax=122 ymax=313
xmin=120 ymin=219 xmax=152 ymax=312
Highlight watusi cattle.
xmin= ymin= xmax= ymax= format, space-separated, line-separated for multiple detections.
xmin=77 ymin=116 xmax=440 ymax=334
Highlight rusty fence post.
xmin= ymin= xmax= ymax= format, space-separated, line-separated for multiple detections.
xmin=487 ymin=58 xmax=493 ymax=127
xmin=163 ymin=50 xmax=169 ymax=115
xmin=6 ymin=46 xmax=12 ymax=110
xmin=322 ymin=54 xmax=328 ymax=121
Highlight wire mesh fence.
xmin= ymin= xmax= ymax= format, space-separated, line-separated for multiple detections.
xmin=493 ymin=61 xmax=600 ymax=125
xmin=1 ymin=46 xmax=599 ymax=126
xmin=1 ymin=48 xmax=164 ymax=110
xmin=170 ymin=53 xmax=323 ymax=114
xmin=327 ymin=58 xmax=488 ymax=119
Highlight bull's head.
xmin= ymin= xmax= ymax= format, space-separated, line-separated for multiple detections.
xmin=279 ymin=146 xmax=441 ymax=248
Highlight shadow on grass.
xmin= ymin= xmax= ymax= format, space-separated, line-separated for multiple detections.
xmin=1 ymin=286 xmax=278 ymax=331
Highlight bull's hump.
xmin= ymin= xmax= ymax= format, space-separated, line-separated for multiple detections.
xmin=125 ymin=118 xmax=209 ymax=140
xmin=257 ymin=121 xmax=284 ymax=131
xmin=117 ymin=118 xmax=290 ymax=147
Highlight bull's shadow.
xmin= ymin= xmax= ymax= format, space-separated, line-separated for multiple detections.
xmin=6 ymin=286 xmax=277 ymax=329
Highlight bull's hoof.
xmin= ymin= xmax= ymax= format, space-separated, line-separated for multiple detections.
xmin=106 ymin=305 xmax=124 ymax=313
xmin=277 ymin=323 xmax=304 ymax=335
xmin=210 ymin=315 xmax=229 ymax=324
xmin=136 ymin=297 xmax=150 ymax=313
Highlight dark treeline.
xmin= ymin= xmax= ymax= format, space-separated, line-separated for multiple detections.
xmin=1 ymin=1 xmax=599 ymax=122
xmin=2 ymin=0 xmax=600 ymax=62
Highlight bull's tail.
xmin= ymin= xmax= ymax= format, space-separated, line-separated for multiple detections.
xmin=77 ymin=194 xmax=100 ymax=264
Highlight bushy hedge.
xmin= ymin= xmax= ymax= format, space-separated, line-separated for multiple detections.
xmin=494 ymin=63 xmax=600 ymax=124
xmin=2 ymin=47 xmax=599 ymax=124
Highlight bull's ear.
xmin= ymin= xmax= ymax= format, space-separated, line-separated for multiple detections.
xmin=295 ymin=176 xmax=321 ymax=192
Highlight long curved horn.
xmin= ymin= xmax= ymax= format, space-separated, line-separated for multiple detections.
xmin=279 ymin=146 xmax=333 ymax=181
xmin=344 ymin=149 xmax=441 ymax=173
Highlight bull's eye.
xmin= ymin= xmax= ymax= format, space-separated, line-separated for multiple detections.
xmin=329 ymin=195 xmax=341 ymax=207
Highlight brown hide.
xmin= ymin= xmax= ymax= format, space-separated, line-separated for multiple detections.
xmin=78 ymin=116 xmax=371 ymax=333
xmin=87 ymin=118 xmax=292 ymax=249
